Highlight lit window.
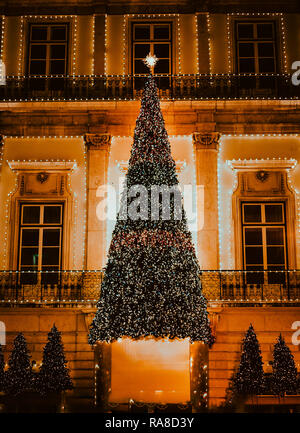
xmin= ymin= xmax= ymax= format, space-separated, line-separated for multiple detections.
xmin=235 ymin=21 xmax=277 ymax=73
xmin=18 ymin=203 xmax=63 ymax=284
xmin=132 ymin=22 xmax=172 ymax=89
xmin=242 ymin=202 xmax=287 ymax=284
xmin=28 ymin=23 xmax=69 ymax=76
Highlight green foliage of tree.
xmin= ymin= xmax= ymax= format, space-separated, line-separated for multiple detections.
xmin=232 ymin=324 xmax=265 ymax=397
xmin=37 ymin=325 xmax=73 ymax=395
xmin=271 ymin=334 xmax=298 ymax=397
xmin=89 ymin=75 xmax=214 ymax=345
xmin=5 ymin=333 xmax=33 ymax=396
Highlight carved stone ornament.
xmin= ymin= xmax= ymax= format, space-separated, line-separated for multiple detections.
xmin=84 ymin=134 xmax=111 ymax=150
xmin=256 ymin=170 xmax=269 ymax=183
xmin=37 ymin=172 xmax=49 ymax=184
xmin=193 ymin=132 xmax=221 ymax=150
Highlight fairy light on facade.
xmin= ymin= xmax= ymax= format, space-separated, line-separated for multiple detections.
xmin=206 ymin=13 xmax=212 ymax=75
xmin=217 ymin=136 xmax=224 ymax=269
xmin=104 ymin=14 xmax=108 ymax=75
xmin=226 ymin=14 xmax=232 ymax=74
xmin=17 ymin=16 xmax=24 ymax=78
xmin=0 ymin=15 xmax=5 ymax=85
xmin=1 ymin=15 xmax=5 ymax=61
xmin=72 ymin=15 xmax=78 ymax=78
xmin=280 ymin=13 xmax=288 ymax=73
xmin=177 ymin=15 xmax=182 ymax=74
xmin=92 ymin=14 xmax=95 ymax=78
xmin=82 ymin=138 xmax=88 ymax=269
xmin=194 ymin=14 xmax=199 ymax=74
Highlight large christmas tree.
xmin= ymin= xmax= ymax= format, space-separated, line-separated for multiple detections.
xmin=271 ymin=334 xmax=298 ymax=397
xmin=89 ymin=74 xmax=214 ymax=345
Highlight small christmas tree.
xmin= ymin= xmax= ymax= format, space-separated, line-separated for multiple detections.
xmin=232 ymin=324 xmax=265 ymax=397
xmin=271 ymin=334 xmax=298 ymax=397
xmin=37 ymin=325 xmax=73 ymax=395
xmin=5 ymin=333 xmax=33 ymax=396
xmin=0 ymin=344 xmax=5 ymax=392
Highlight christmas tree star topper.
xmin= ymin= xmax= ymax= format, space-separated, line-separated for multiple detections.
xmin=143 ymin=53 xmax=158 ymax=72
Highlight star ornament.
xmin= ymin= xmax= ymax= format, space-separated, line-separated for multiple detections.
xmin=143 ymin=53 xmax=158 ymax=70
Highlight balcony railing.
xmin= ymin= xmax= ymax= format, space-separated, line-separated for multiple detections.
xmin=0 ymin=270 xmax=299 ymax=305
xmin=0 ymin=74 xmax=299 ymax=101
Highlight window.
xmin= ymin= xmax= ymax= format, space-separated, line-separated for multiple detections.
xmin=28 ymin=23 xmax=69 ymax=75
xmin=235 ymin=21 xmax=277 ymax=73
xmin=242 ymin=202 xmax=287 ymax=284
xmin=18 ymin=203 xmax=63 ymax=284
xmin=132 ymin=22 xmax=172 ymax=89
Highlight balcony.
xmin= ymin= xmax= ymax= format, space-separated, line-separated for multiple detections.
xmin=0 ymin=74 xmax=299 ymax=102
xmin=0 ymin=270 xmax=299 ymax=306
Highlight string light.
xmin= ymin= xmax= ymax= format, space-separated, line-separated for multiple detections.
xmin=17 ymin=16 xmax=24 ymax=78
xmin=206 ymin=13 xmax=212 ymax=75
xmin=194 ymin=14 xmax=199 ymax=75
xmin=104 ymin=14 xmax=108 ymax=75
xmin=217 ymin=136 xmax=224 ymax=269
xmin=91 ymin=14 xmax=95 ymax=80
xmin=226 ymin=14 xmax=232 ymax=74
xmin=72 ymin=16 xmax=78 ymax=78
xmin=17 ymin=15 xmax=78 ymax=78
xmin=0 ymin=15 xmax=5 ymax=63
xmin=280 ymin=13 xmax=288 ymax=73
xmin=122 ymin=15 xmax=127 ymax=75
xmin=82 ymin=138 xmax=88 ymax=268
xmin=177 ymin=15 xmax=182 ymax=74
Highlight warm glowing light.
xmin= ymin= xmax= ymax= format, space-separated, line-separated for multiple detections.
xmin=143 ymin=53 xmax=158 ymax=69
xmin=109 ymin=338 xmax=190 ymax=404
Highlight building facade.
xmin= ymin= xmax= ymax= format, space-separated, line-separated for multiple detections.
xmin=0 ymin=0 xmax=300 ymax=410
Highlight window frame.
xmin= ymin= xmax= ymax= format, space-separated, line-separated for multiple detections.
xmin=17 ymin=202 xmax=64 ymax=274
xmin=234 ymin=20 xmax=278 ymax=74
xmin=131 ymin=21 xmax=173 ymax=76
xmin=27 ymin=22 xmax=69 ymax=76
xmin=241 ymin=201 xmax=288 ymax=272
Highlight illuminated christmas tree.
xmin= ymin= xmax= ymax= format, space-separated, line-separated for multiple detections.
xmin=5 ymin=333 xmax=33 ymax=396
xmin=232 ymin=324 xmax=265 ymax=396
xmin=89 ymin=71 xmax=214 ymax=346
xmin=38 ymin=325 xmax=73 ymax=395
xmin=271 ymin=334 xmax=298 ymax=397
xmin=0 ymin=344 xmax=4 ymax=392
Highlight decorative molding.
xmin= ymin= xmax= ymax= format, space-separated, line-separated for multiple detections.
xmin=255 ymin=170 xmax=269 ymax=183
xmin=227 ymin=159 xmax=297 ymax=172
xmin=193 ymin=132 xmax=221 ymax=150
xmin=7 ymin=160 xmax=78 ymax=197
xmin=7 ymin=160 xmax=78 ymax=173
xmin=116 ymin=159 xmax=187 ymax=174
xmin=37 ymin=172 xmax=49 ymax=184
xmin=84 ymin=134 xmax=111 ymax=150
